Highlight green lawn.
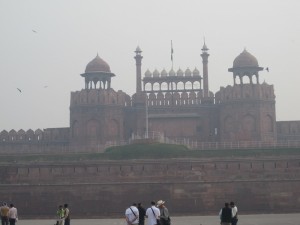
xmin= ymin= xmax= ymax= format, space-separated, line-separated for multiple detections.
xmin=0 ymin=143 xmax=300 ymax=164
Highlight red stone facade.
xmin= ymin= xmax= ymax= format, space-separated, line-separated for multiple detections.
xmin=1 ymin=45 xmax=300 ymax=152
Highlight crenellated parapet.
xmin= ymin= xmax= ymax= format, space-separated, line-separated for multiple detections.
xmin=0 ymin=127 xmax=69 ymax=143
xmin=70 ymin=89 xmax=132 ymax=107
xmin=215 ymin=83 xmax=275 ymax=104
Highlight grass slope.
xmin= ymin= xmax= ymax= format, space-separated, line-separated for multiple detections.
xmin=0 ymin=143 xmax=300 ymax=164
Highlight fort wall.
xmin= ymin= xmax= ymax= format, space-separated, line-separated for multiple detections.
xmin=1 ymin=158 xmax=300 ymax=217
xmin=277 ymin=121 xmax=300 ymax=141
xmin=215 ymin=83 xmax=275 ymax=103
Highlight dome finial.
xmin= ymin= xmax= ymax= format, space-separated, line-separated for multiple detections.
xmin=135 ymin=46 xmax=142 ymax=53
xmin=202 ymin=37 xmax=209 ymax=52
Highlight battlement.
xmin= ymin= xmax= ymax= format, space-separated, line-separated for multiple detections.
xmin=70 ymin=89 xmax=132 ymax=107
xmin=0 ymin=127 xmax=69 ymax=143
xmin=215 ymin=83 xmax=275 ymax=103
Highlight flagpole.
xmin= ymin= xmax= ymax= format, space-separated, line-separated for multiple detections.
xmin=171 ymin=40 xmax=174 ymax=69
xmin=171 ymin=40 xmax=174 ymax=106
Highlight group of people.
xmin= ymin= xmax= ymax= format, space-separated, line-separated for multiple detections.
xmin=125 ymin=200 xmax=171 ymax=225
xmin=219 ymin=202 xmax=238 ymax=225
xmin=55 ymin=204 xmax=70 ymax=225
xmin=0 ymin=203 xmax=18 ymax=225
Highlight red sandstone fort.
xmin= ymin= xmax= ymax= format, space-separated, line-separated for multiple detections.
xmin=1 ymin=43 xmax=300 ymax=153
xmin=1 ymin=44 xmax=300 ymax=217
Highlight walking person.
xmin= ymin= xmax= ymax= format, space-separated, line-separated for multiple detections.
xmin=0 ymin=202 xmax=9 ymax=225
xmin=137 ymin=203 xmax=146 ymax=225
xmin=125 ymin=203 xmax=139 ymax=225
xmin=219 ymin=202 xmax=233 ymax=225
xmin=230 ymin=202 xmax=238 ymax=225
xmin=8 ymin=204 xmax=17 ymax=225
xmin=157 ymin=200 xmax=170 ymax=225
xmin=63 ymin=204 xmax=70 ymax=225
xmin=56 ymin=205 xmax=65 ymax=225
xmin=0 ymin=203 xmax=9 ymax=225
xmin=145 ymin=201 xmax=160 ymax=225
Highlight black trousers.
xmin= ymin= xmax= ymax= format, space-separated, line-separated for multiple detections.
xmin=9 ymin=219 xmax=16 ymax=225
xmin=232 ymin=218 xmax=238 ymax=225
xmin=64 ymin=218 xmax=70 ymax=225
xmin=1 ymin=217 xmax=9 ymax=225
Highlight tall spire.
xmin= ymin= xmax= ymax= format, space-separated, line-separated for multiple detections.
xmin=201 ymin=40 xmax=210 ymax=98
xmin=202 ymin=37 xmax=209 ymax=52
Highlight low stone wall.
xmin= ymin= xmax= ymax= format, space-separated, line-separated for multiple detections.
xmin=0 ymin=158 xmax=300 ymax=218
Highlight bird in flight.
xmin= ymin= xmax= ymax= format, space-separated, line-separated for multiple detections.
xmin=17 ymin=88 xmax=22 ymax=93
xmin=32 ymin=30 xmax=37 ymax=33
xmin=265 ymin=67 xmax=269 ymax=72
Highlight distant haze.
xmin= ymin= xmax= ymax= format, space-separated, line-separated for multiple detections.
xmin=0 ymin=0 xmax=299 ymax=130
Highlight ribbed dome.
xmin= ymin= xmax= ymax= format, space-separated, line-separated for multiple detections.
xmin=161 ymin=68 xmax=168 ymax=77
xmin=144 ymin=69 xmax=152 ymax=77
xmin=169 ymin=69 xmax=175 ymax=76
xmin=193 ymin=67 xmax=200 ymax=76
xmin=153 ymin=69 xmax=160 ymax=77
xmin=233 ymin=49 xmax=259 ymax=68
xmin=185 ymin=68 xmax=192 ymax=76
xmin=85 ymin=54 xmax=111 ymax=73
xmin=177 ymin=68 xmax=184 ymax=76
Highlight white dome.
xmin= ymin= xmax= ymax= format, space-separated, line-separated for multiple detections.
xmin=193 ymin=67 xmax=200 ymax=76
xmin=177 ymin=68 xmax=184 ymax=76
xmin=185 ymin=68 xmax=192 ymax=76
xmin=169 ymin=68 xmax=176 ymax=76
xmin=161 ymin=68 xmax=168 ymax=77
xmin=144 ymin=69 xmax=152 ymax=77
xmin=153 ymin=69 xmax=160 ymax=77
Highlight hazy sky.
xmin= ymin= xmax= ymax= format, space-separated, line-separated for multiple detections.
xmin=1 ymin=0 xmax=299 ymax=131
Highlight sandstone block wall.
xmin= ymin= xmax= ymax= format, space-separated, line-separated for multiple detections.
xmin=0 ymin=158 xmax=300 ymax=218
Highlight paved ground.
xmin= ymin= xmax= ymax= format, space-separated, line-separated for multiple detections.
xmin=19 ymin=213 xmax=299 ymax=225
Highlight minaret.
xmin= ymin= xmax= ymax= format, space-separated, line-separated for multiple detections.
xmin=201 ymin=41 xmax=209 ymax=97
xmin=134 ymin=46 xmax=143 ymax=94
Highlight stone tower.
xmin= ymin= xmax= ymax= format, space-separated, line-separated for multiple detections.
xmin=131 ymin=47 xmax=147 ymax=137
xmin=135 ymin=46 xmax=143 ymax=95
xmin=216 ymin=49 xmax=276 ymax=142
xmin=201 ymin=41 xmax=209 ymax=98
xmin=69 ymin=54 xmax=130 ymax=150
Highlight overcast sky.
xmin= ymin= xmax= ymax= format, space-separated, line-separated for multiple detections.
xmin=0 ymin=0 xmax=299 ymax=131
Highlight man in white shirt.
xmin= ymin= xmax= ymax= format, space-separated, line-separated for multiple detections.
xmin=230 ymin=202 xmax=238 ymax=225
xmin=145 ymin=201 xmax=160 ymax=225
xmin=8 ymin=204 xmax=17 ymax=225
xmin=125 ymin=203 xmax=139 ymax=225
